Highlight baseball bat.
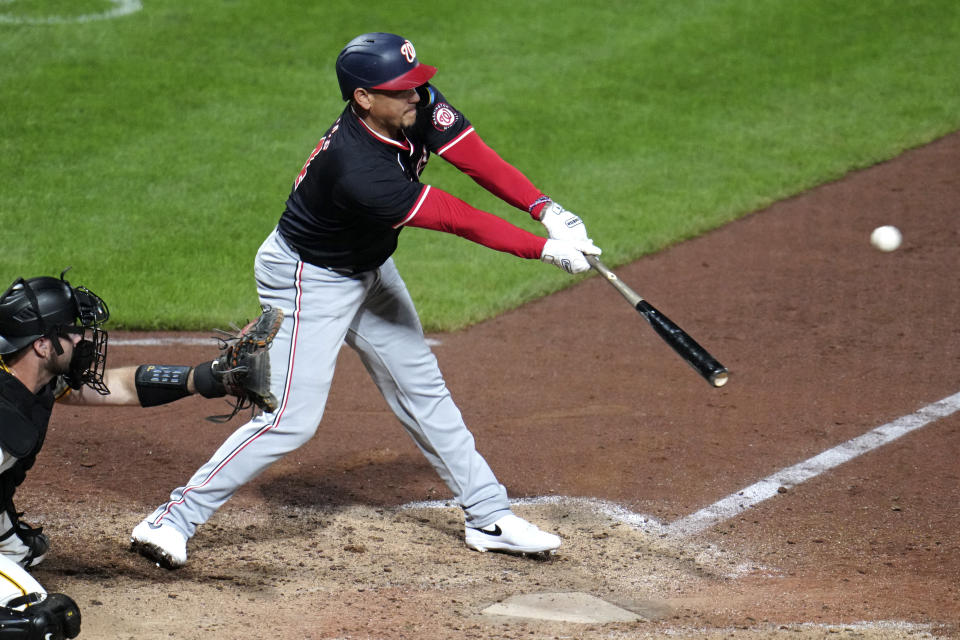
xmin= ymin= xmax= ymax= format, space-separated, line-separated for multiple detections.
xmin=586 ymin=254 xmax=729 ymax=388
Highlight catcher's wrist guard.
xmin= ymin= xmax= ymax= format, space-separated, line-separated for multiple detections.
xmin=192 ymin=360 xmax=226 ymax=399
xmin=135 ymin=365 xmax=191 ymax=407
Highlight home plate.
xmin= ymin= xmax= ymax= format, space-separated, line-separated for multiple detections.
xmin=482 ymin=592 xmax=643 ymax=623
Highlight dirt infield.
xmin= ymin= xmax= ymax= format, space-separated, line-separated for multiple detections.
xmin=24 ymin=132 xmax=960 ymax=639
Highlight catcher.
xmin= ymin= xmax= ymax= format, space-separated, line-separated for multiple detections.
xmin=0 ymin=272 xmax=280 ymax=639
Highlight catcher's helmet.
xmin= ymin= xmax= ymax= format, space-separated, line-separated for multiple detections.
xmin=2 ymin=276 xmax=76 ymax=355
xmin=0 ymin=271 xmax=110 ymax=393
xmin=335 ymin=32 xmax=437 ymax=101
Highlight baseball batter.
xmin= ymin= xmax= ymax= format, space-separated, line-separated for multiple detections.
xmin=131 ymin=32 xmax=601 ymax=567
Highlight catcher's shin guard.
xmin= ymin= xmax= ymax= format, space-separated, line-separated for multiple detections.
xmin=0 ymin=512 xmax=49 ymax=569
xmin=0 ymin=592 xmax=81 ymax=639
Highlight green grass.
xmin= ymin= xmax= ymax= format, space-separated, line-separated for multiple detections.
xmin=2 ymin=0 xmax=958 ymax=330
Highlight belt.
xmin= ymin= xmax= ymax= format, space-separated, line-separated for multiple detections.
xmin=275 ymin=230 xmax=378 ymax=277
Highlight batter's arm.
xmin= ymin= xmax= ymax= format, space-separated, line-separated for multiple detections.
xmin=402 ymin=187 xmax=546 ymax=258
xmin=435 ymin=130 xmax=549 ymax=219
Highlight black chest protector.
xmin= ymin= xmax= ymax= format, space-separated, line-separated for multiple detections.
xmin=0 ymin=370 xmax=55 ymax=502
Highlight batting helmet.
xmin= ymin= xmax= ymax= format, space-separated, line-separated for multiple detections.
xmin=335 ymin=32 xmax=437 ymax=101
xmin=0 ymin=272 xmax=110 ymax=393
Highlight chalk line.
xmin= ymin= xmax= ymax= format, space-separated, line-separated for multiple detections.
xmin=401 ymin=391 xmax=960 ymax=538
xmin=401 ymin=495 xmax=667 ymax=533
xmin=111 ymin=336 xmax=218 ymax=346
xmin=0 ymin=0 xmax=141 ymax=24
xmin=666 ymin=390 xmax=960 ymax=536
xmin=110 ymin=336 xmax=443 ymax=347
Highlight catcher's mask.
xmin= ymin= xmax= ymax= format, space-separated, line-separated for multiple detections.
xmin=0 ymin=270 xmax=110 ymax=394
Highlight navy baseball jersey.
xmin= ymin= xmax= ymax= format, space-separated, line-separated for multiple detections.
xmin=278 ymin=84 xmax=471 ymax=272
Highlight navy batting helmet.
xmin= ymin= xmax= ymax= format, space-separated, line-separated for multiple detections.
xmin=335 ymin=32 xmax=437 ymax=101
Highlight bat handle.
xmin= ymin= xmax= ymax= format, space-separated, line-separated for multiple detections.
xmin=585 ymin=253 xmax=608 ymax=275
xmin=586 ymin=255 xmax=644 ymax=307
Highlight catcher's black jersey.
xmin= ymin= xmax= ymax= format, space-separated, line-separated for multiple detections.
xmin=277 ymin=84 xmax=471 ymax=272
xmin=0 ymin=369 xmax=55 ymax=461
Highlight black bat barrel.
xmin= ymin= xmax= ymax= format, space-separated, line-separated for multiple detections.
xmin=635 ymin=301 xmax=729 ymax=387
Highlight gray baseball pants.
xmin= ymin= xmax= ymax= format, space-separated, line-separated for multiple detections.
xmin=145 ymin=229 xmax=511 ymax=537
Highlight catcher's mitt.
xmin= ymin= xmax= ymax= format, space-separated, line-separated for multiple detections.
xmin=209 ymin=306 xmax=284 ymax=422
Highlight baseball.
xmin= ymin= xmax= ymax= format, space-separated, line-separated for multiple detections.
xmin=870 ymin=225 xmax=902 ymax=252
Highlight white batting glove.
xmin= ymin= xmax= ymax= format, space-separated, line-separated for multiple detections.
xmin=540 ymin=238 xmax=602 ymax=274
xmin=539 ymin=201 xmax=590 ymax=243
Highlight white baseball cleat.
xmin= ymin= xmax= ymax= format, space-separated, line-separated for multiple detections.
xmin=465 ymin=514 xmax=561 ymax=555
xmin=131 ymin=520 xmax=187 ymax=569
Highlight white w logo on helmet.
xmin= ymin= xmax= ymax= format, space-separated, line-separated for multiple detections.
xmin=400 ymin=40 xmax=416 ymax=63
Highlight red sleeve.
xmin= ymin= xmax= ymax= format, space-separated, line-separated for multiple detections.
xmin=399 ymin=186 xmax=547 ymax=259
xmin=436 ymin=129 xmax=550 ymax=220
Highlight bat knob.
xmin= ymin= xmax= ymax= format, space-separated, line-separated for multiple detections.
xmin=710 ymin=370 xmax=730 ymax=387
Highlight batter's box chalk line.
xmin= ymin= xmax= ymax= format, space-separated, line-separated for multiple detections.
xmin=111 ymin=335 xmax=442 ymax=347
xmin=659 ymin=621 xmax=942 ymax=638
xmin=403 ymin=495 xmax=667 ymax=532
xmin=0 ymin=0 xmax=141 ymax=24
xmin=404 ymin=389 xmax=960 ymax=540
xmin=666 ymin=390 xmax=960 ymax=536
xmin=111 ymin=336 xmax=220 ymax=347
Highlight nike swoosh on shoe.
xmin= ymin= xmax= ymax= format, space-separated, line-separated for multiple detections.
xmin=475 ymin=524 xmax=502 ymax=537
